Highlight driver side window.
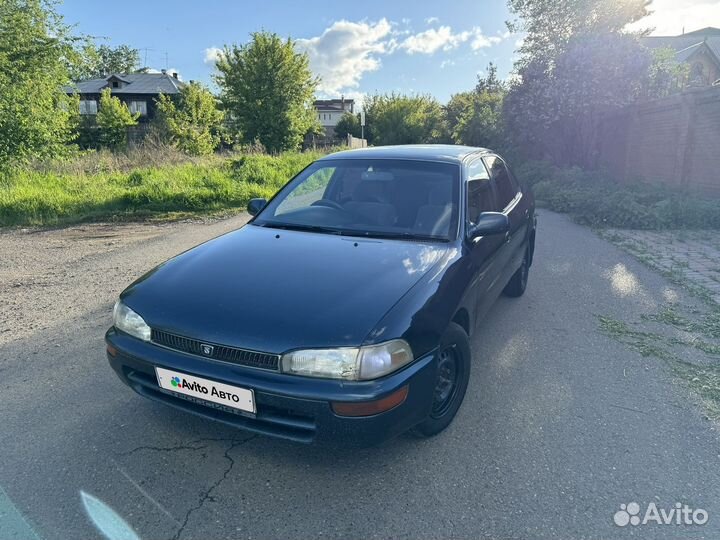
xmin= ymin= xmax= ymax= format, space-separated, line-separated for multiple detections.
xmin=275 ymin=167 xmax=336 ymax=216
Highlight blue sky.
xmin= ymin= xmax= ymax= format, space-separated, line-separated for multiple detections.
xmin=59 ymin=0 xmax=720 ymax=104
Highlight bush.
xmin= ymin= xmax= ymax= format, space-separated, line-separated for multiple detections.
xmin=96 ymin=89 xmax=139 ymax=150
xmin=154 ymin=83 xmax=225 ymax=156
xmin=516 ymin=161 xmax=720 ymax=229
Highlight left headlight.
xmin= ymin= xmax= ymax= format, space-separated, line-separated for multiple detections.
xmin=281 ymin=339 xmax=413 ymax=381
xmin=113 ymin=300 xmax=151 ymax=342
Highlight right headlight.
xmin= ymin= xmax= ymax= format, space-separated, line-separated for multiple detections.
xmin=281 ymin=339 xmax=413 ymax=381
xmin=113 ymin=300 xmax=151 ymax=342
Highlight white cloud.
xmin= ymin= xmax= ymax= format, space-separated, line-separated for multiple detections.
xmin=203 ymin=47 xmax=222 ymax=66
xmin=627 ymin=0 xmax=720 ymax=35
xmin=401 ymin=26 xmax=502 ymax=54
xmin=440 ymin=59 xmax=455 ymax=68
xmin=470 ymin=31 xmax=503 ymax=50
xmin=425 ymin=17 xmax=440 ymax=25
xmin=401 ymin=26 xmax=470 ymax=54
xmin=145 ymin=67 xmax=182 ymax=79
xmin=296 ymin=19 xmax=394 ymax=95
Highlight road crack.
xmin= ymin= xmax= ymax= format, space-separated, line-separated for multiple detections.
xmin=119 ymin=443 xmax=209 ymax=457
xmin=171 ymin=435 xmax=257 ymax=540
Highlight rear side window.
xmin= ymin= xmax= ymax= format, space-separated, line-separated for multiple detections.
xmin=484 ymin=156 xmax=518 ymax=210
xmin=466 ymin=159 xmax=495 ymax=225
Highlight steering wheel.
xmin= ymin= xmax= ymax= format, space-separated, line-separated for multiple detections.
xmin=311 ymin=199 xmax=345 ymax=211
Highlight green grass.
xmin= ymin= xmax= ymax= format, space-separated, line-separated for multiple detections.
xmin=0 ymin=150 xmax=325 ymax=227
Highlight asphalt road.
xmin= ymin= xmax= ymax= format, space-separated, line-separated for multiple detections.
xmin=1 ymin=211 xmax=719 ymax=540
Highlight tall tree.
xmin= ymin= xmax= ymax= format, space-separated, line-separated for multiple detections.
xmin=69 ymin=43 xmax=140 ymax=80
xmin=507 ymin=0 xmax=650 ymax=67
xmin=504 ymin=0 xmax=654 ymax=165
xmin=474 ymin=62 xmax=505 ymax=94
xmin=0 ymin=0 xmax=77 ymax=168
xmin=447 ymin=66 xmax=507 ymax=149
xmin=155 ymin=82 xmax=225 ymax=155
xmin=215 ymin=32 xmax=318 ymax=153
xmin=505 ymin=33 xmax=651 ymax=165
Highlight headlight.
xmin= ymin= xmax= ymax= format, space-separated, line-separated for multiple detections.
xmin=281 ymin=340 xmax=413 ymax=380
xmin=113 ymin=300 xmax=151 ymax=341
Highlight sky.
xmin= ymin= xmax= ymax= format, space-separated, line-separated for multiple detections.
xmin=58 ymin=0 xmax=720 ymax=105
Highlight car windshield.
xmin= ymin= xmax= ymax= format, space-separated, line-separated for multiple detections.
xmin=253 ymin=159 xmax=460 ymax=241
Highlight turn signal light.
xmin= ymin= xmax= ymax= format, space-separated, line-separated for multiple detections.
xmin=106 ymin=344 xmax=118 ymax=357
xmin=331 ymin=386 xmax=409 ymax=417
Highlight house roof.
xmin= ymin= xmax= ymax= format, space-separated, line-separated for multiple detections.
xmin=314 ymin=99 xmax=354 ymax=112
xmin=683 ymin=27 xmax=720 ymax=38
xmin=641 ymin=28 xmax=720 ymax=67
xmin=675 ymin=41 xmax=709 ymax=63
xmin=65 ymin=72 xmax=185 ymax=95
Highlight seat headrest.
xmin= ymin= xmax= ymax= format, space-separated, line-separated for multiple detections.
xmin=353 ymin=181 xmax=389 ymax=203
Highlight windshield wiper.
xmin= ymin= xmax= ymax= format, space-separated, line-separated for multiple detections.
xmin=344 ymin=231 xmax=449 ymax=242
xmin=257 ymin=222 xmax=344 ymax=235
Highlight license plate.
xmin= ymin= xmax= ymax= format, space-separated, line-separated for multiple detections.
xmin=155 ymin=367 xmax=255 ymax=414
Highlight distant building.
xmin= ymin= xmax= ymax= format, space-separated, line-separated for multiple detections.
xmin=642 ymin=27 xmax=720 ymax=86
xmin=65 ymin=71 xmax=185 ymax=122
xmin=314 ymin=97 xmax=355 ymax=137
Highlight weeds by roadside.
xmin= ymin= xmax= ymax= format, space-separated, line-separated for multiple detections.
xmin=598 ymin=309 xmax=720 ymax=421
xmin=0 ymin=148 xmax=327 ymax=227
xmin=595 ymin=224 xmax=720 ymax=421
xmin=515 ymin=160 xmax=720 ymax=230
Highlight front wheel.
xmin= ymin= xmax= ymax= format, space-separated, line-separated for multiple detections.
xmin=413 ymin=322 xmax=471 ymax=438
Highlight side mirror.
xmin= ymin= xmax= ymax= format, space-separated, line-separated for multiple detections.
xmin=247 ymin=198 xmax=267 ymax=216
xmin=467 ymin=212 xmax=509 ymax=241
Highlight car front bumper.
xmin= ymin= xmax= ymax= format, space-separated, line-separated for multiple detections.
xmin=105 ymin=329 xmax=438 ymax=446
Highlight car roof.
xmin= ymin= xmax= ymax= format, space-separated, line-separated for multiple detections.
xmin=318 ymin=144 xmax=493 ymax=164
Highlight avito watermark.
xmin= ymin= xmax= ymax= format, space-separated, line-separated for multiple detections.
xmin=614 ymin=502 xmax=708 ymax=527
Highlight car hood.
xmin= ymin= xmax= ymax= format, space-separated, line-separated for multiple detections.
xmin=121 ymin=224 xmax=451 ymax=354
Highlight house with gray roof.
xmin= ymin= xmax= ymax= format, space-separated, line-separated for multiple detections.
xmin=641 ymin=27 xmax=720 ymax=87
xmin=314 ymin=97 xmax=355 ymax=137
xmin=65 ymin=70 xmax=185 ymax=122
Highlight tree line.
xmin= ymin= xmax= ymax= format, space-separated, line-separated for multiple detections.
xmin=0 ymin=0 xmax=691 ymax=171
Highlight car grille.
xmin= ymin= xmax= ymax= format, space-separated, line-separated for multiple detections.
xmin=151 ymin=329 xmax=280 ymax=371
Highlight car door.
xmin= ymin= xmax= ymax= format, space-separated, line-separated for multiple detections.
xmin=464 ymin=157 xmax=507 ymax=319
xmin=483 ymin=155 xmax=528 ymax=286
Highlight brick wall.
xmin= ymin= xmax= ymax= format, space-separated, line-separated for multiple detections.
xmin=595 ymin=86 xmax=720 ymax=195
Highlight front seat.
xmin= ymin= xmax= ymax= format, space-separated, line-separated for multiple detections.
xmin=345 ymin=182 xmax=397 ymax=227
xmin=413 ymin=183 xmax=453 ymax=237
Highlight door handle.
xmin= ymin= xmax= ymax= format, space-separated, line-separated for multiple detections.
xmin=504 ymin=231 xmax=511 ymax=243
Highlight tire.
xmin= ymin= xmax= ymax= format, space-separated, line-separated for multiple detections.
xmin=413 ymin=322 xmax=471 ymax=438
xmin=503 ymin=247 xmax=529 ymax=298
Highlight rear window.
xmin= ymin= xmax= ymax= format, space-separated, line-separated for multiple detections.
xmin=484 ymin=156 xmax=518 ymax=210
